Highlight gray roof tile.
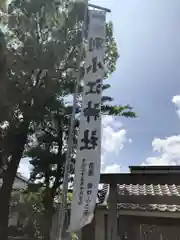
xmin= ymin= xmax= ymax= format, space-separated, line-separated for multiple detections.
xmin=98 ymin=184 xmax=180 ymax=212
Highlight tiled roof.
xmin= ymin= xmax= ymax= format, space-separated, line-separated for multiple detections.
xmin=97 ymin=184 xmax=180 ymax=212
xmin=98 ymin=184 xmax=109 ymax=205
xmin=16 ymin=173 xmax=28 ymax=183
xmin=117 ymin=184 xmax=180 ymax=196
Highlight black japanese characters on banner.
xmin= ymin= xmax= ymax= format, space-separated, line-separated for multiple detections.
xmin=78 ymin=159 xmax=86 ymax=205
xmin=88 ymin=163 xmax=94 ymax=176
xmin=80 ymin=129 xmax=98 ymax=150
xmin=85 ymin=79 xmax=102 ymax=95
xmin=86 ymin=56 xmax=103 ymax=74
xmin=78 ymin=160 xmax=95 ymax=206
xmin=84 ymin=182 xmax=93 ymax=215
xmin=83 ymin=101 xmax=100 ymax=123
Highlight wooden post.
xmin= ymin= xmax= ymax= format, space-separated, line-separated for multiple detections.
xmin=118 ymin=215 xmax=140 ymax=240
xmin=108 ymin=183 xmax=117 ymax=240
xmin=81 ymin=216 xmax=95 ymax=240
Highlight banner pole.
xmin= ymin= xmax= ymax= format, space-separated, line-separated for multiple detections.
xmin=57 ymin=1 xmax=89 ymax=240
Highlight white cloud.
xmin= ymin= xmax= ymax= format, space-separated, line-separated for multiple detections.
xmin=18 ymin=158 xmax=32 ymax=179
xmin=102 ymin=116 xmax=131 ymax=154
xmin=102 ymin=115 xmax=123 ymax=129
xmin=104 ymin=164 xmax=121 ymax=173
xmin=18 ymin=116 xmax=131 ymax=178
xmin=172 ymin=95 xmax=180 ymax=119
xmin=101 ymin=116 xmax=132 ymax=173
xmin=144 ymin=95 xmax=180 ymax=166
xmin=143 ymin=135 xmax=180 ymax=166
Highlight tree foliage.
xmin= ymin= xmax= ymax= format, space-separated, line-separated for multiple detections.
xmin=10 ymin=189 xmax=45 ymax=240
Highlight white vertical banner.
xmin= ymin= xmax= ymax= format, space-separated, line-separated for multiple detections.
xmin=68 ymin=10 xmax=106 ymax=232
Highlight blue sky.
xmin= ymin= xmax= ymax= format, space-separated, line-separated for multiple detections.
xmin=88 ymin=0 xmax=180 ymax=173
xmin=19 ymin=0 xmax=180 ymax=176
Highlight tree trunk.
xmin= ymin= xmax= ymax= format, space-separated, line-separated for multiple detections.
xmin=0 ymin=183 xmax=10 ymax=240
xmin=0 ymin=124 xmax=28 ymax=240
xmin=43 ymin=210 xmax=54 ymax=240
xmin=0 ymin=30 xmax=10 ymax=123
xmin=0 ymin=159 xmax=20 ymax=240
xmin=42 ymin=188 xmax=56 ymax=240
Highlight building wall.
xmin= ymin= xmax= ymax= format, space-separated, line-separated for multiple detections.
xmin=82 ymin=209 xmax=107 ymax=240
xmin=13 ymin=177 xmax=27 ymax=190
xmin=9 ymin=212 xmax=19 ymax=226
xmin=91 ymin=208 xmax=180 ymax=240
xmin=0 ymin=177 xmax=27 ymax=227
xmin=0 ymin=177 xmax=27 ymax=190
xmin=8 ymin=177 xmax=28 ymax=226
